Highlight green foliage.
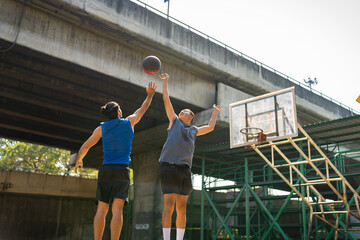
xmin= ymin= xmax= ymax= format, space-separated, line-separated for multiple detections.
xmin=0 ymin=138 xmax=70 ymax=172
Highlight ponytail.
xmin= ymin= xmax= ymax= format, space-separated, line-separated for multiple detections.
xmin=101 ymin=101 xmax=120 ymax=119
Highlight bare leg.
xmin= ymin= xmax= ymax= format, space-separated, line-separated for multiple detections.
xmin=175 ymin=194 xmax=188 ymax=229
xmin=162 ymin=194 xmax=176 ymax=228
xmin=94 ymin=201 xmax=109 ymax=240
xmin=111 ymin=198 xmax=125 ymax=240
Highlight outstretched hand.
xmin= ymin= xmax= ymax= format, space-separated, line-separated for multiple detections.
xmin=213 ymin=104 xmax=223 ymax=112
xmin=74 ymin=160 xmax=83 ymax=174
xmin=159 ymin=73 xmax=169 ymax=82
xmin=146 ymin=80 xmax=157 ymax=96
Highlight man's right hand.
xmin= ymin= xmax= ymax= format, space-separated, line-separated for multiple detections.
xmin=75 ymin=160 xmax=83 ymax=174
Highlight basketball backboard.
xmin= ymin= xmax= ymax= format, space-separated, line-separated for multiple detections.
xmin=229 ymin=87 xmax=298 ymax=148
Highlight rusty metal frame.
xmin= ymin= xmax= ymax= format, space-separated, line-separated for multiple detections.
xmin=250 ymin=124 xmax=360 ymax=240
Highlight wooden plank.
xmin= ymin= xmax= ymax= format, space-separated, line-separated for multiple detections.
xmin=274 ymin=158 xmax=325 ymax=168
xmin=310 ymin=200 xmax=343 ymax=205
xmin=313 ymin=211 xmax=348 ymax=214
xmin=298 ymin=125 xmax=360 ymax=201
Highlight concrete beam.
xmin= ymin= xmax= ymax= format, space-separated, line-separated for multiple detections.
xmin=1 ymin=0 xmax=354 ymax=121
xmin=0 ymin=169 xmax=97 ymax=198
xmin=131 ymin=149 xmax=163 ymax=240
xmin=0 ymin=0 xmax=215 ymax=109
xmin=215 ymin=82 xmax=349 ymax=125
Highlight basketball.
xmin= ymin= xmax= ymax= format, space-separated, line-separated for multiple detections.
xmin=142 ymin=56 xmax=161 ymax=75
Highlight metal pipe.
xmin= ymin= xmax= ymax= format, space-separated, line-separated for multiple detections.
xmin=201 ymin=154 xmax=205 ymax=240
xmin=245 ymin=158 xmax=250 ymax=239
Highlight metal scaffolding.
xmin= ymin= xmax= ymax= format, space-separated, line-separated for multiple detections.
xmin=252 ymin=125 xmax=360 ymax=239
xmin=197 ymin=121 xmax=360 ymax=239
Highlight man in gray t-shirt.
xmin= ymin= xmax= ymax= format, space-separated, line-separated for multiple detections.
xmin=159 ymin=73 xmax=222 ymax=240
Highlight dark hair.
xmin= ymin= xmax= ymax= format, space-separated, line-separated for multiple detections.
xmin=101 ymin=101 xmax=120 ymax=119
xmin=183 ymin=109 xmax=194 ymax=117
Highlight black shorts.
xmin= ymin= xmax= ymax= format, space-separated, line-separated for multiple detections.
xmin=96 ymin=164 xmax=130 ymax=205
xmin=160 ymin=162 xmax=193 ymax=195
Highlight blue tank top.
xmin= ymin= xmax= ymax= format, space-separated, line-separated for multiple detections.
xmin=100 ymin=118 xmax=133 ymax=165
xmin=159 ymin=117 xmax=198 ymax=168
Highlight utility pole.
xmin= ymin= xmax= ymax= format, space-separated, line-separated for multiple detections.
xmin=166 ymin=0 xmax=170 ymax=19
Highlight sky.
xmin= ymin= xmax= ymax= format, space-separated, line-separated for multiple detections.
xmin=132 ymin=0 xmax=360 ymax=112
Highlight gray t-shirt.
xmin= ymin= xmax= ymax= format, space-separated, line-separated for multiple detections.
xmin=159 ymin=117 xmax=198 ymax=168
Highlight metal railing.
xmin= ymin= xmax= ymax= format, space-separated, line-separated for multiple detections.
xmin=132 ymin=0 xmax=359 ymax=115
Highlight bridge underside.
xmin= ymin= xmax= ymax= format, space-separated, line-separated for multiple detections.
xmin=0 ymin=39 xmax=232 ymax=169
xmin=1 ymin=39 xmax=359 ymax=175
xmin=1 ymin=0 xmax=357 ymax=171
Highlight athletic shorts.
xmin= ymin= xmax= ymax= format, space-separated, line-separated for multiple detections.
xmin=96 ymin=164 xmax=130 ymax=205
xmin=160 ymin=162 xmax=193 ymax=195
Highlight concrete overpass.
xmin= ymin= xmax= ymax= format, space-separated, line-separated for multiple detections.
xmin=0 ymin=0 xmax=357 ymax=239
xmin=1 ymin=0 xmax=356 ymax=157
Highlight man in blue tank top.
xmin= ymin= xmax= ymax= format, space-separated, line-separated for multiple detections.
xmin=74 ymin=81 xmax=157 ymax=240
xmin=158 ymin=73 xmax=222 ymax=240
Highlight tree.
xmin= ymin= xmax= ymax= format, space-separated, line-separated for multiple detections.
xmin=0 ymin=138 xmax=70 ymax=172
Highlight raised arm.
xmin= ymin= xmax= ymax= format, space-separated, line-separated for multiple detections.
xmin=160 ymin=73 xmax=177 ymax=124
xmin=127 ymin=81 xmax=157 ymax=128
xmin=196 ymin=104 xmax=223 ymax=136
xmin=75 ymin=126 xmax=102 ymax=173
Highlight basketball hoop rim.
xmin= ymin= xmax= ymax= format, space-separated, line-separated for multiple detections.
xmin=240 ymin=127 xmax=263 ymax=136
xmin=240 ymin=127 xmax=267 ymax=148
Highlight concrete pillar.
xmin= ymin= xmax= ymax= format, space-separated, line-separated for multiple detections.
xmin=131 ymin=149 xmax=163 ymax=240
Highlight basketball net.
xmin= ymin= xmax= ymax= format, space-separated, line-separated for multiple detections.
xmin=240 ymin=127 xmax=267 ymax=149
